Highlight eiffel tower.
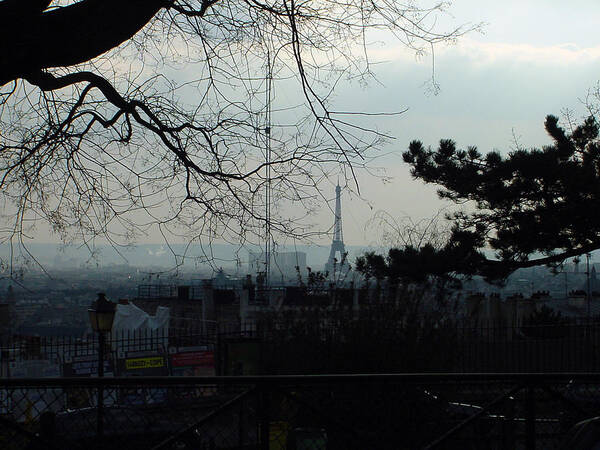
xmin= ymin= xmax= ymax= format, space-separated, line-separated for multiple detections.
xmin=325 ymin=184 xmax=348 ymax=275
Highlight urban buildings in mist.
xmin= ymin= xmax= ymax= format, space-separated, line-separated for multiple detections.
xmin=0 ymin=242 xmax=377 ymax=275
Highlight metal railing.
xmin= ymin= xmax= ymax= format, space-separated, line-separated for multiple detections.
xmin=0 ymin=373 xmax=598 ymax=449
xmin=5 ymin=320 xmax=600 ymax=374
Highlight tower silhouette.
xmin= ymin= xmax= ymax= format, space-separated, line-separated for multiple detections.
xmin=325 ymin=184 xmax=348 ymax=275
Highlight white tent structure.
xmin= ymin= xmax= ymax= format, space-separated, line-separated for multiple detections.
xmin=111 ymin=303 xmax=169 ymax=353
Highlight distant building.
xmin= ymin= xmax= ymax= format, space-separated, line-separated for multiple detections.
xmin=134 ymin=282 xmax=216 ymax=334
xmin=248 ymin=251 xmax=307 ymax=283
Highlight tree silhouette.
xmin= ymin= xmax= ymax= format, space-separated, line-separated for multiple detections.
xmin=400 ymin=114 xmax=600 ymax=281
xmin=0 ymin=0 xmax=473 ymax=260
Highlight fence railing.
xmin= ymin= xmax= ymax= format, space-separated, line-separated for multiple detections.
xmin=0 ymin=373 xmax=599 ymax=449
xmin=4 ymin=320 xmax=600 ymax=374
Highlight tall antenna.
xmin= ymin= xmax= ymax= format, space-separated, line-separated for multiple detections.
xmin=264 ymin=50 xmax=273 ymax=286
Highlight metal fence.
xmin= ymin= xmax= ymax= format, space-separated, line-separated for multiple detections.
xmin=5 ymin=320 xmax=600 ymax=374
xmin=0 ymin=373 xmax=599 ymax=449
xmin=241 ymin=319 xmax=600 ymax=374
xmin=456 ymin=322 xmax=600 ymax=372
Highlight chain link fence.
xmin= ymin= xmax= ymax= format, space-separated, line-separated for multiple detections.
xmin=0 ymin=374 xmax=599 ymax=449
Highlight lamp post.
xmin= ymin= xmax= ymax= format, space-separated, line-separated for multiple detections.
xmin=587 ymin=253 xmax=592 ymax=319
xmin=88 ymin=293 xmax=116 ymax=439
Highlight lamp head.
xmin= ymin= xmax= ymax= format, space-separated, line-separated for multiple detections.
xmin=88 ymin=293 xmax=116 ymax=333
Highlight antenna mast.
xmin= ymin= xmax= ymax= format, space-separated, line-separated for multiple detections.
xmin=264 ymin=51 xmax=273 ymax=286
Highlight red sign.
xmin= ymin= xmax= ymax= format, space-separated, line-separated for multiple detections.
xmin=171 ymin=351 xmax=214 ymax=368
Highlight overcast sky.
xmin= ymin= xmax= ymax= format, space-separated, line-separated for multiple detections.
xmin=323 ymin=0 xmax=600 ymax=246
xmin=15 ymin=1 xmax=600 ymax=254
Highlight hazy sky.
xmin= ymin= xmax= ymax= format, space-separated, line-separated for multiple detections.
xmin=326 ymin=0 xmax=600 ymax=246
xmin=14 ymin=1 xmax=600 ymax=253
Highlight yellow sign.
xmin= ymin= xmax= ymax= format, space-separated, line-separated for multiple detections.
xmin=126 ymin=357 xmax=164 ymax=370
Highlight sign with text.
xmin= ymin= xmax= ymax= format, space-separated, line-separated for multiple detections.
xmin=171 ymin=351 xmax=214 ymax=368
xmin=169 ymin=345 xmax=215 ymax=377
xmin=117 ymin=349 xmax=168 ymax=376
xmin=169 ymin=346 xmax=216 ymax=399
xmin=125 ymin=356 xmax=165 ymax=370
xmin=116 ymin=349 xmax=168 ymax=405
xmin=62 ymin=354 xmax=114 ymax=377
xmin=61 ymin=354 xmax=115 ymax=409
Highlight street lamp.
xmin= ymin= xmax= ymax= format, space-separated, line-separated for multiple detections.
xmin=89 ymin=293 xmax=117 ymax=335
xmin=88 ymin=293 xmax=116 ymax=439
